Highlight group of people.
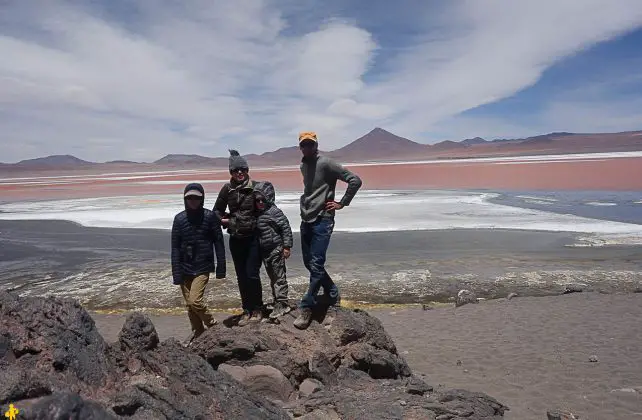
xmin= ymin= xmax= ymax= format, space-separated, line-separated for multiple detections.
xmin=171 ymin=132 xmax=362 ymax=345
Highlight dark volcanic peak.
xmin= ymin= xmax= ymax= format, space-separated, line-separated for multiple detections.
xmin=333 ymin=127 xmax=426 ymax=157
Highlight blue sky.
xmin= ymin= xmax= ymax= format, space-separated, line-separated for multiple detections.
xmin=2 ymin=0 xmax=642 ymax=162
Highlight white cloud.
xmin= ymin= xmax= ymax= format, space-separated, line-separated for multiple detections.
xmin=364 ymin=0 xmax=642 ymax=139
xmin=1 ymin=0 xmax=642 ymax=162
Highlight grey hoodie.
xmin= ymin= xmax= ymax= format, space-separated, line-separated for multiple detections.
xmin=254 ymin=181 xmax=293 ymax=250
xmin=299 ymin=154 xmax=362 ymax=223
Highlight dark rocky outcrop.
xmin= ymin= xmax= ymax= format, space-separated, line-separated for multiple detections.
xmin=0 ymin=291 xmax=288 ymax=419
xmin=0 ymin=291 xmax=508 ymax=419
xmin=191 ymin=305 xmax=508 ymax=419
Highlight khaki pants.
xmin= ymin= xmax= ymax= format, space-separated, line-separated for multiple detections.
xmin=180 ymin=273 xmax=214 ymax=334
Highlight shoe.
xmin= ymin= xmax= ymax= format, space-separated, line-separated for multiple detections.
xmin=293 ymin=308 xmax=313 ymax=330
xmin=183 ymin=330 xmax=204 ymax=347
xmin=249 ymin=309 xmax=264 ymax=322
xmin=237 ymin=311 xmax=251 ymax=327
xmin=269 ymin=301 xmax=291 ymax=319
xmin=204 ymin=318 xmax=218 ymax=328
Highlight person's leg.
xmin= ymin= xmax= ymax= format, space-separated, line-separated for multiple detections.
xmin=265 ymin=246 xmax=288 ymax=303
xmin=265 ymin=246 xmax=290 ymax=318
xmin=298 ymin=221 xmax=315 ymax=307
xmin=187 ymin=273 xmax=216 ymax=327
xmin=264 ymin=248 xmax=278 ymax=303
xmin=317 ymin=219 xmax=339 ymax=304
xmin=180 ymin=275 xmax=204 ymax=337
xmin=246 ymin=235 xmax=263 ymax=319
xmin=299 ymin=218 xmax=334 ymax=309
xmin=300 ymin=221 xmax=313 ymax=271
xmin=229 ymin=236 xmax=251 ymax=313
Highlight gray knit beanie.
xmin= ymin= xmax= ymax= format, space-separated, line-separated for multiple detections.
xmin=228 ymin=149 xmax=249 ymax=172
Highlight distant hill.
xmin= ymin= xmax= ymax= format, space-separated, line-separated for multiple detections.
xmin=154 ymin=154 xmax=214 ymax=165
xmin=14 ymin=154 xmax=95 ymax=169
xmin=460 ymin=137 xmax=487 ymax=145
xmin=104 ymin=160 xmax=141 ymax=165
xmin=3 ymin=129 xmax=642 ymax=172
xmin=430 ymin=140 xmax=467 ymax=151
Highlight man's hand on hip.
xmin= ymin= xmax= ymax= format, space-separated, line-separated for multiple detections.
xmin=325 ymin=201 xmax=343 ymax=211
xmin=283 ymin=248 xmax=291 ymax=259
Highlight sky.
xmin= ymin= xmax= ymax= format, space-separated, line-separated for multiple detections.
xmin=2 ymin=0 xmax=642 ymax=163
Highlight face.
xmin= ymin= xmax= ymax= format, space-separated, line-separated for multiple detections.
xmin=230 ymin=167 xmax=248 ymax=182
xmin=299 ymin=140 xmax=318 ymax=158
xmin=255 ymin=195 xmax=266 ymax=211
xmin=185 ymin=195 xmax=202 ymax=210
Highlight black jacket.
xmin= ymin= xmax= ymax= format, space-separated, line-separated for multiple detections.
xmin=254 ymin=181 xmax=293 ymax=250
xmin=171 ymin=183 xmax=226 ymax=284
xmin=213 ymin=177 xmax=258 ymax=238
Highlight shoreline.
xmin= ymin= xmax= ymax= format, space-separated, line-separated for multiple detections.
xmin=2 ymin=219 xmax=642 ymax=312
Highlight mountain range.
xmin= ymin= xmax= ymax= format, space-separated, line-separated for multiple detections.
xmin=2 ymin=127 xmax=642 ymax=171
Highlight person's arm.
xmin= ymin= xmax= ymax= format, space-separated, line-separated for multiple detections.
xmin=211 ymin=213 xmax=226 ymax=279
xmin=213 ymin=184 xmax=230 ymax=226
xmin=326 ymin=159 xmax=362 ymax=207
xmin=171 ymin=216 xmax=182 ymax=285
xmin=272 ymin=207 xmax=293 ymax=256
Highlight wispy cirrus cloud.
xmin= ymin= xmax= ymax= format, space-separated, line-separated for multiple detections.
xmin=1 ymin=0 xmax=642 ymax=162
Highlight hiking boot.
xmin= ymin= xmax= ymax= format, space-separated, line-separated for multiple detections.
xmin=269 ymin=301 xmax=291 ymax=319
xmin=293 ymin=308 xmax=313 ymax=330
xmin=204 ymin=318 xmax=218 ymax=328
xmin=249 ymin=309 xmax=264 ymax=322
xmin=237 ymin=311 xmax=251 ymax=327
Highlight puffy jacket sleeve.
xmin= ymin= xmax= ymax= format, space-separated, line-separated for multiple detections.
xmin=211 ymin=213 xmax=227 ymax=279
xmin=272 ymin=207 xmax=293 ymax=249
xmin=171 ymin=215 xmax=182 ymax=285
xmin=213 ymin=184 xmax=229 ymax=219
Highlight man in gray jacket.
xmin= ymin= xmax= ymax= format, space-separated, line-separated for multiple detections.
xmin=294 ymin=131 xmax=362 ymax=329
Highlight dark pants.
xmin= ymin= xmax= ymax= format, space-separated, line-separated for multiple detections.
xmin=229 ymin=235 xmax=263 ymax=312
xmin=299 ymin=217 xmax=339 ymax=308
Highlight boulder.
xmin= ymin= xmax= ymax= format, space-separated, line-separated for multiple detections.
xmin=299 ymin=378 xmax=323 ymax=397
xmin=117 ymin=313 xmax=159 ymax=352
xmin=456 ymin=289 xmax=479 ymax=307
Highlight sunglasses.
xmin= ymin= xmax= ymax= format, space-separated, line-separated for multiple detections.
xmin=299 ymin=142 xmax=316 ymax=149
xmin=185 ymin=196 xmax=201 ymax=201
xmin=255 ymin=198 xmax=265 ymax=203
xmin=231 ymin=168 xmax=249 ymax=174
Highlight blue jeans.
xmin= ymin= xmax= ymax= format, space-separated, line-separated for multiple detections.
xmin=299 ymin=217 xmax=339 ymax=308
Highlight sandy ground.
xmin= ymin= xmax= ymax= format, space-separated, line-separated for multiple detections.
xmin=93 ymin=292 xmax=642 ymax=420
xmin=2 ymin=156 xmax=642 ymax=201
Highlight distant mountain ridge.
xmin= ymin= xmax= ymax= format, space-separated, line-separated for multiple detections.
xmin=3 ymin=128 xmax=642 ymax=170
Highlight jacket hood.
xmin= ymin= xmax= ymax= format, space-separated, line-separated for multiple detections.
xmin=183 ymin=182 xmax=205 ymax=210
xmin=254 ymin=181 xmax=275 ymax=207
